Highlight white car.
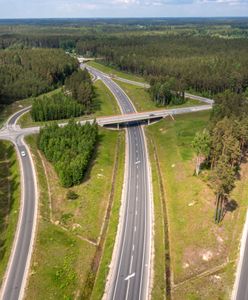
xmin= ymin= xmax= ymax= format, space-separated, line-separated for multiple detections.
xmin=21 ymin=151 xmax=26 ymax=157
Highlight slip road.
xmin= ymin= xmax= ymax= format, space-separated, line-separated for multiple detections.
xmin=0 ymin=109 xmax=37 ymax=300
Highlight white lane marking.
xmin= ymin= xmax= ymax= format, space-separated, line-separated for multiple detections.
xmin=136 ymin=210 xmax=138 ymax=216
xmin=136 ymin=196 xmax=138 ymax=202
xmin=125 ymin=272 xmax=135 ymax=281
xmin=134 ymin=226 xmax=137 ymax=232
xmin=135 ymin=160 xmax=140 ymax=165
xmin=133 ymin=244 xmax=135 ymax=251
xmin=112 ymin=129 xmax=132 ymax=299
xmin=125 ymin=255 xmax=134 ymax=300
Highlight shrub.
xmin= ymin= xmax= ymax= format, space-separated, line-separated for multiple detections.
xmin=66 ymin=190 xmax=79 ymax=200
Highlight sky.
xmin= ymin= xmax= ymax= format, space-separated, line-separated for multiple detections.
xmin=0 ymin=0 xmax=247 ymax=18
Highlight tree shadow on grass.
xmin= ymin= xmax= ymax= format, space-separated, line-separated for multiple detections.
xmin=220 ymin=197 xmax=238 ymax=222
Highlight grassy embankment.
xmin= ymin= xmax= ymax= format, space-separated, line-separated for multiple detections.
xmin=87 ymin=61 xmax=205 ymax=112
xmin=146 ymin=131 xmax=167 ymax=300
xmin=25 ymin=127 xmax=125 ymax=299
xmin=18 ymin=79 xmax=120 ymax=128
xmin=87 ymin=60 xmax=146 ymax=83
xmin=114 ymin=80 xmax=203 ymax=113
xmin=146 ymin=111 xmax=248 ymax=300
xmin=0 ymin=141 xmax=20 ymax=284
xmin=0 ymin=98 xmax=32 ymax=128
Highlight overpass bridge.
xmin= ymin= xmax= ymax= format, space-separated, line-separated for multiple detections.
xmin=4 ymin=104 xmax=213 ymax=138
xmin=96 ymin=104 xmax=212 ymax=128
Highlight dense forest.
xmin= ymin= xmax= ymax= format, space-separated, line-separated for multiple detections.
xmin=149 ymin=77 xmax=185 ymax=105
xmin=31 ymin=92 xmax=84 ymax=122
xmin=76 ymin=35 xmax=248 ymax=97
xmin=1 ymin=19 xmax=248 ymax=99
xmin=65 ymin=68 xmax=94 ymax=112
xmin=38 ymin=120 xmax=98 ymax=187
xmin=31 ymin=69 xmax=94 ymax=122
xmin=0 ymin=48 xmax=78 ymax=105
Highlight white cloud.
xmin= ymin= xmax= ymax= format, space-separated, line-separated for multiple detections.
xmin=0 ymin=0 xmax=247 ymax=18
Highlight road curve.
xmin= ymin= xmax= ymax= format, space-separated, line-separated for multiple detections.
xmin=0 ymin=109 xmax=38 ymax=300
xmin=87 ymin=66 xmax=153 ymax=300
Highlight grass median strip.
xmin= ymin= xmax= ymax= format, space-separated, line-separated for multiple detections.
xmin=25 ymin=127 xmax=123 ymax=299
xmin=87 ymin=61 xmax=146 ymax=83
xmin=90 ymin=131 xmax=125 ymax=300
xmin=0 ymin=141 xmax=20 ymax=285
xmin=145 ymin=130 xmax=167 ymax=300
xmin=146 ymin=111 xmax=248 ymax=299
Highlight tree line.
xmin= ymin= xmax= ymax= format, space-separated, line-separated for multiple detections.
xmin=31 ymin=92 xmax=84 ymax=122
xmin=31 ymin=69 xmax=94 ymax=122
xmin=193 ymin=90 xmax=248 ymax=222
xmin=0 ymin=48 xmax=78 ymax=105
xmin=38 ymin=120 xmax=98 ymax=187
xmin=76 ymin=34 xmax=248 ymax=96
xmin=64 ymin=68 xmax=94 ymax=113
xmin=149 ymin=76 xmax=185 ymax=106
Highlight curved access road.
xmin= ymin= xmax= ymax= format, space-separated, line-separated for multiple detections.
xmin=87 ymin=65 xmax=153 ymax=300
xmin=0 ymin=108 xmax=38 ymax=300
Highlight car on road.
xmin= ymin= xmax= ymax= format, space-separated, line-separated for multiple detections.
xmin=21 ymin=150 xmax=26 ymax=157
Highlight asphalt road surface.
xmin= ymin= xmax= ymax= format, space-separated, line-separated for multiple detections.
xmin=235 ymin=243 xmax=248 ymax=299
xmin=87 ymin=66 xmax=152 ymax=300
xmin=0 ymin=65 xmax=213 ymax=300
xmin=233 ymin=211 xmax=248 ymax=300
xmin=0 ymin=109 xmax=37 ymax=300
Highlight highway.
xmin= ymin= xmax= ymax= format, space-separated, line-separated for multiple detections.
xmin=0 ymin=65 xmax=213 ymax=300
xmin=87 ymin=66 xmax=152 ymax=300
xmin=0 ymin=109 xmax=37 ymax=300
xmin=87 ymin=66 xmax=215 ymax=105
xmin=97 ymin=104 xmax=212 ymax=127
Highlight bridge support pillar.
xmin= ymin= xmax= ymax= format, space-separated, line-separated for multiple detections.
xmin=148 ymin=118 xmax=150 ymax=125
xmin=117 ymin=123 xmax=120 ymax=130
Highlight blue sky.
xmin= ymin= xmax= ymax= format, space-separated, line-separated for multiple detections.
xmin=0 ymin=0 xmax=247 ymax=18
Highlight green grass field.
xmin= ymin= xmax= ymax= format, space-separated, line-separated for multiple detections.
xmin=115 ymin=80 xmax=205 ymax=112
xmin=146 ymin=131 xmax=166 ymax=300
xmin=93 ymin=80 xmax=121 ymax=117
xmin=146 ymin=111 xmax=248 ymax=299
xmin=18 ymin=80 xmax=120 ymax=128
xmin=90 ymin=132 xmax=125 ymax=300
xmin=87 ymin=61 xmax=146 ymax=83
xmin=25 ymin=128 xmax=124 ymax=299
xmin=0 ymin=141 xmax=20 ymax=284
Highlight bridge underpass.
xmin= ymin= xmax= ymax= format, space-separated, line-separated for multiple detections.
xmin=101 ymin=115 xmax=166 ymax=129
